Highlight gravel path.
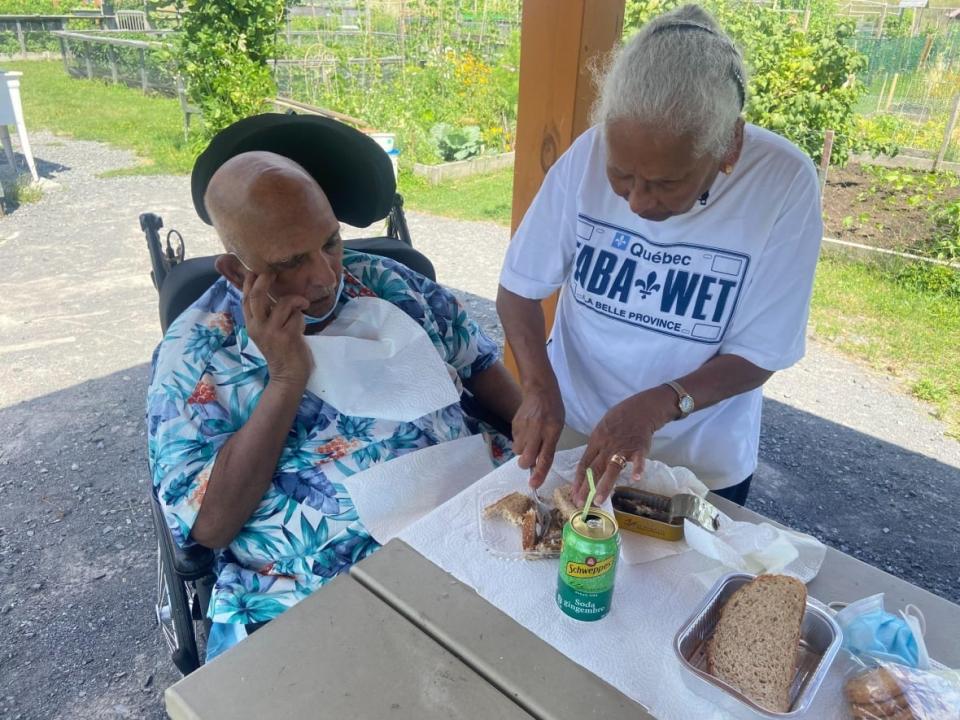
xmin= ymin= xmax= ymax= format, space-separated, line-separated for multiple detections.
xmin=0 ymin=134 xmax=957 ymax=720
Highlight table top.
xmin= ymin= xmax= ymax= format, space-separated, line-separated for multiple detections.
xmin=167 ymin=493 xmax=960 ymax=720
xmin=165 ymin=572 xmax=536 ymax=720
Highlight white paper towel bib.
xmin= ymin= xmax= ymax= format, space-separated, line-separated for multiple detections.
xmin=246 ymin=296 xmax=461 ymax=421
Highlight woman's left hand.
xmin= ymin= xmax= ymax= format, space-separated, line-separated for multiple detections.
xmin=573 ymin=386 xmax=678 ymax=505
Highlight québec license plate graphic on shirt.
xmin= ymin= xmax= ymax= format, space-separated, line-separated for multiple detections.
xmin=572 ymin=215 xmax=751 ymax=344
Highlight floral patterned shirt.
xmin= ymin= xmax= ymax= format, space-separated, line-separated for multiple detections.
xmin=147 ymin=250 xmax=505 ymax=643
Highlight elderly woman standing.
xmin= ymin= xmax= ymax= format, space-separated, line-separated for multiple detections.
xmin=497 ymin=4 xmax=822 ymax=505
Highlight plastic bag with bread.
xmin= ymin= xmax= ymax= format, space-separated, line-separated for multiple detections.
xmin=838 ymin=594 xmax=960 ymax=719
xmin=844 ymin=663 xmax=960 ymax=720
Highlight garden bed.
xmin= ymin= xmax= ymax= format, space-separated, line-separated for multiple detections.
xmin=822 ymin=162 xmax=960 ymax=260
xmin=413 ymin=151 xmax=513 ymax=185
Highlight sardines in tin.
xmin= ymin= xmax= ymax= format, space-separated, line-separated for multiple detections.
xmin=556 ymin=509 xmax=620 ymax=621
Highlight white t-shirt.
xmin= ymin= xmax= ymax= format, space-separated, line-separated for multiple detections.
xmin=500 ymin=124 xmax=823 ymax=489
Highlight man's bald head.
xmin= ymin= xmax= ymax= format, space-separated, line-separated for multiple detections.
xmin=204 ymin=151 xmax=337 ymax=259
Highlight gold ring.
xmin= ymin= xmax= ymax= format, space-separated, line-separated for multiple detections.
xmin=609 ymin=453 xmax=627 ymax=468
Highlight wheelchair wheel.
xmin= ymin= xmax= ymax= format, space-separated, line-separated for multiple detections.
xmin=156 ymin=538 xmax=210 ymax=675
xmin=152 ymin=502 xmax=208 ymax=675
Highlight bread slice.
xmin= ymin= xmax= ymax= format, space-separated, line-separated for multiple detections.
xmin=520 ymin=508 xmax=538 ymax=551
xmin=484 ymin=492 xmax=534 ymax=526
xmin=706 ymin=574 xmax=807 ymax=713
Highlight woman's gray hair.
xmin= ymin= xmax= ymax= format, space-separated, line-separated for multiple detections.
xmin=594 ymin=4 xmax=747 ymax=159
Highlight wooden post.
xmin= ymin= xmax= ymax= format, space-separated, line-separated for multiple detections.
xmin=139 ymin=47 xmax=148 ymax=92
xmin=819 ymin=129 xmax=835 ymax=199
xmin=876 ymin=3 xmax=887 ymax=37
xmin=108 ymin=45 xmax=119 ymax=84
xmin=802 ymin=1 xmax=812 ymax=32
xmin=918 ymin=33 xmax=934 ymax=68
xmin=876 ymin=73 xmax=889 ymax=113
xmin=933 ymin=93 xmax=960 ymax=172
xmin=885 ymin=72 xmax=899 ymax=111
xmin=503 ymin=0 xmax=625 ymax=378
xmin=84 ymin=47 xmax=93 ymax=80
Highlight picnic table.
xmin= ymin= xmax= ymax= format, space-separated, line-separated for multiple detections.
xmin=165 ymin=495 xmax=960 ymax=720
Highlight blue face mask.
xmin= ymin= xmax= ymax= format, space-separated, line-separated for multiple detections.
xmin=302 ymin=275 xmax=344 ymax=325
xmin=230 ymin=252 xmax=342 ymax=328
xmin=835 ymin=594 xmax=929 ymax=669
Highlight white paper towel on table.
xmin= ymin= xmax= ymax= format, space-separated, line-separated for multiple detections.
xmin=340 ymin=434 xmax=492 ymax=545
xmin=399 ymin=454 xmax=848 ymax=720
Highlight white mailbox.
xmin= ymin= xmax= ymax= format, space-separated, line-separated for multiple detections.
xmin=0 ymin=70 xmax=39 ymax=182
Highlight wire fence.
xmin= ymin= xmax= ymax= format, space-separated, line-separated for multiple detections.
xmin=853 ymin=30 xmax=960 ymax=161
xmin=17 ymin=1 xmax=960 ymax=170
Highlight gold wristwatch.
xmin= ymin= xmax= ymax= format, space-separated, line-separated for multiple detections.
xmin=665 ymin=380 xmax=695 ymax=419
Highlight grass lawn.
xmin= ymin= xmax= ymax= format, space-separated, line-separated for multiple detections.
xmin=810 ymin=256 xmax=960 ymax=436
xmin=399 ymin=168 xmax=514 ymax=226
xmin=406 ymin=168 xmax=960 ymax=436
xmin=7 ymin=60 xmax=193 ymax=176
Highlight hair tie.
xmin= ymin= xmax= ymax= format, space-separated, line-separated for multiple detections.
xmin=649 ymin=21 xmax=746 ymax=110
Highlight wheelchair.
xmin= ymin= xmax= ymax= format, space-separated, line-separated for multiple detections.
xmin=145 ymin=115 xmax=444 ymax=676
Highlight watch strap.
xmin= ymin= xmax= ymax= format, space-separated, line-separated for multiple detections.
xmin=665 ymin=380 xmax=694 ymax=418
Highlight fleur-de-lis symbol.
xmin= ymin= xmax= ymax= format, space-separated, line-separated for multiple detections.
xmin=634 ymin=271 xmax=661 ymax=299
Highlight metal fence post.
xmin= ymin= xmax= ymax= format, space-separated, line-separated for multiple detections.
xmin=139 ymin=47 xmax=149 ymax=92
xmin=934 ymin=93 xmax=960 ymax=172
xmin=15 ymin=20 xmax=26 ymax=55
xmin=108 ymin=45 xmax=119 ymax=84
xmin=59 ymin=36 xmax=70 ymax=75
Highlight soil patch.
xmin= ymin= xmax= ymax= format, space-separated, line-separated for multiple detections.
xmin=822 ymin=162 xmax=960 ymax=256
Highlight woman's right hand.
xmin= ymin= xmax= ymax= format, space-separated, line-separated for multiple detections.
xmin=512 ymin=382 xmax=565 ymax=489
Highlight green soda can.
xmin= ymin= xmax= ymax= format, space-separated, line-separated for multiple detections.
xmin=556 ymin=508 xmax=620 ymax=621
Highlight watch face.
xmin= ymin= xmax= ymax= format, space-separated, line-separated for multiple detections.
xmin=679 ymin=396 xmax=695 ymax=414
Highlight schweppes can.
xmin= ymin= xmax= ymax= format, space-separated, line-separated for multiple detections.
xmin=556 ymin=509 xmax=620 ymax=621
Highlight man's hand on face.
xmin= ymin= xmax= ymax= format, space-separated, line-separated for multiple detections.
xmin=242 ymin=270 xmax=313 ymax=388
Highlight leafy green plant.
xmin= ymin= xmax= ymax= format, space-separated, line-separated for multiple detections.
xmin=853 ymin=115 xmax=901 ymax=159
xmin=894 ymin=260 xmax=960 ymax=298
xmin=173 ymin=0 xmax=285 ymax=144
xmin=931 ymin=198 xmax=960 ymax=261
xmin=429 ymin=122 xmax=483 ymax=161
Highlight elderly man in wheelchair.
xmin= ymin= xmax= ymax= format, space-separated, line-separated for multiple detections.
xmin=145 ymin=114 xmax=520 ymax=671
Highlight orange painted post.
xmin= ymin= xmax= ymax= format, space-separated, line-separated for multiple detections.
xmin=502 ymin=0 xmax=625 ymax=378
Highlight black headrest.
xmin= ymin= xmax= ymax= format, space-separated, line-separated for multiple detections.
xmin=191 ymin=113 xmax=395 ymax=228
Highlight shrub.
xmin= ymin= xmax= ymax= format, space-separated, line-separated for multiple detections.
xmin=624 ymin=0 xmax=873 ymax=165
xmin=173 ymin=0 xmax=285 ymax=144
xmin=893 ymin=260 xmax=960 ymax=298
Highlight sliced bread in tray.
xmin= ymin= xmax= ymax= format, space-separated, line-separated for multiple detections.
xmin=706 ymin=574 xmax=807 ymax=713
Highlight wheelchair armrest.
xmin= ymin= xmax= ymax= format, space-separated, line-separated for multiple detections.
xmin=150 ymin=493 xmax=215 ymax=580
xmin=171 ymin=541 xmax=216 ymax=581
